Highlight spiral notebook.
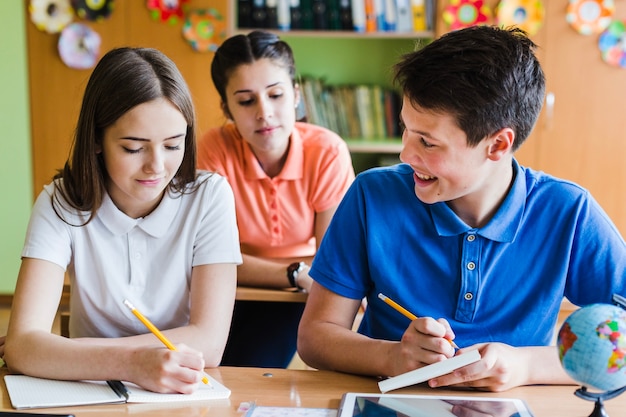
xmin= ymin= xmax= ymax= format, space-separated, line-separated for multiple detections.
xmin=4 ymin=374 xmax=230 ymax=409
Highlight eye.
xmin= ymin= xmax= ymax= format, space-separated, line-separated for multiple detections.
xmin=165 ymin=144 xmax=181 ymax=151
xmin=123 ymin=147 xmax=141 ymax=154
xmin=420 ymin=137 xmax=435 ymax=148
xmin=238 ymin=98 xmax=254 ymax=106
xmin=270 ymin=92 xmax=283 ymax=99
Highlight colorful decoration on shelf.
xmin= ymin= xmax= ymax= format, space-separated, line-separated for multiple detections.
xmin=442 ymin=0 xmax=492 ymax=31
xmin=566 ymin=0 xmax=615 ymax=36
xmin=598 ymin=20 xmax=626 ymax=68
xmin=71 ymin=0 xmax=114 ymax=21
xmin=495 ymin=0 xmax=545 ymax=36
xmin=182 ymin=8 xmax=226 ymax=53
xmin=57 ymin=22 xmax=101 ymax=69
xmin=29 ymin=0 xmax=74 ymax=34
xmin=146 ymin=0 xmax=190 ymax=25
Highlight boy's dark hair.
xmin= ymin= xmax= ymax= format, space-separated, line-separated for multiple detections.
xmin=210 ymin=30 xmax=296 ymax=105
xmin=394 ymin=25 xmax=545 ymax=151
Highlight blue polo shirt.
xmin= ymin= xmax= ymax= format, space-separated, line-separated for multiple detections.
xmin=310 ymin=160 xmax=626 ymax=347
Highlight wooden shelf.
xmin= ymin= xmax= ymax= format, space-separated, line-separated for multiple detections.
xmin=233 ymin=29 xmax=435 ymax=39
xmin=345 ymin=139 xmax=402 ymax=154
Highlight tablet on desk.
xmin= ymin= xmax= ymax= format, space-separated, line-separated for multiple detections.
xmin=338 ymin=393 xmax=535 ymax=417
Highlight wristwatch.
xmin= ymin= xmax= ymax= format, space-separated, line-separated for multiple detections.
xmin=287 ymin=261 xmax=307 ymax=290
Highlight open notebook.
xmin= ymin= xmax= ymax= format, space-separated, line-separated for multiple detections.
xmin=4 ymin=374 xmax=230 ymax=409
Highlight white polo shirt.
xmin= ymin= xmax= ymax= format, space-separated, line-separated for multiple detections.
xmin=22 ymin=171 xmax=242 ymax=338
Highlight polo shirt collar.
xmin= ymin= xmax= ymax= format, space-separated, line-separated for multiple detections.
xmin=430 ymin=159 xmax=525 ymax=242
xmin=241 ymin=127 xmax=304 ymax=180
xmin=98 ymin=189 xmax=180 ymax=238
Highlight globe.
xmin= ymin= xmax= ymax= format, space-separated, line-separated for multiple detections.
xmin=557 ymin=303 xmax=626 ymax=392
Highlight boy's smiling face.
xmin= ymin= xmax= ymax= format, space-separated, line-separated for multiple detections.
xmin=399 ymin=97 xmax=514 ymax=227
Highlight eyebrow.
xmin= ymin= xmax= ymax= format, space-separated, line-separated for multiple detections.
xmin=233 ymin=81 xmax=284 ymax=95
xmin=119 ymin=133 xmax=186 ymax=142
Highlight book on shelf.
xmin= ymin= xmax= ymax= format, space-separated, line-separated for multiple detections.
xmin=351 ymin=0 xmax=366 ymax=31
xmin=300 ymin=0 xmax=315 ymax=29
xmin=327 ymin=0 xmax=342 ymax=29
xmin=339 ymin=0 xmax=353 ymax=30
xmin=300 ymin=77 xmax=401 ymax=141
xmin=364 ymin=0 xmax=377 ymax=32
xmin=411 ymin=0 xmax=427 ymax=31
xmin=395 ymin=0 xmax=412 ymax=31
xmin=265 ymin=0 xmax=279 ymax=28
xmin=382 ymin=0 xmax=397 ymax=31
xmin=290 ymin=0 xmax=302 ymax=29
xmin=312 ymin=0 xmax=328 ymax=29
xmin=251 ymin=0 xmax=268 ymax=28
xmin=238 ymin=0 xmax=253 ymax=28
xmin=277 ymin=0 xmax=290 ymax=29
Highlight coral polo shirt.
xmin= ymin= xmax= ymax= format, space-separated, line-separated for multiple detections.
xmin=198 ymin=122 xmax=354 ymax=259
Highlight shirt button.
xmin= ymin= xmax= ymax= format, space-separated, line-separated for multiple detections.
xmin=467 ymin=235 xmax=475 ymax=242
xmin=464 ymin=292 xmax=473 ymax=301
xmin=466 ymin=261 xmax=476 ymax=270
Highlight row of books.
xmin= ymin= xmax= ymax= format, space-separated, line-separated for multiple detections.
xmin=237 ymin=0 xmax=436 ymax=33
xmin=299 ymin=77 xmax=402 ymax=140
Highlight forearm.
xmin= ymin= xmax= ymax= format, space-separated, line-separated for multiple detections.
xmin=521 ymin=346 xmax=577 ymax=385
xmin=76 ymin=323 xmax=229 ymax=367
xmin=237 ymin=254 xmax=313 ymax=288
xmin=5 ymin=330 xmax=137 ymax=381
xmin=298 ymin=322 xmax=398 ymax=377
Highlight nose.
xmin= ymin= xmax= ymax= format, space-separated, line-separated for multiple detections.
xmin=256 ymin=97 xmax=273 ymax=120
xmin=399 ymin=131 xmax=412 ymax=164
xmin=144 ymin=148 xmax=165 ymax=174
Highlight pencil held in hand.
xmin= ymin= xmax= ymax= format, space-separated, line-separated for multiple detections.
xmin=377 ymin=293 xmax=460 ymax=349
xmin=123 ymin=299 xmax=211 ymax=386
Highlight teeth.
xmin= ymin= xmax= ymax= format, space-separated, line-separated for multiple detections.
xmin=416 ymin=173 xmax=436 ymax=180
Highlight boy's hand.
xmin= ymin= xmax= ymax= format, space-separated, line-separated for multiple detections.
xmin=428 ymin=342 xmax=529 ymax=392
xmin=390 ymin=317 xmax=457 ymax=375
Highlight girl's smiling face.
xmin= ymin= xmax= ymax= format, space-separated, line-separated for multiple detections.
xmin=99 ymin=97 xmax=187 ymax=219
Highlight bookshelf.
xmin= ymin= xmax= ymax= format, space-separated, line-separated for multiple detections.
xmin=228 ymin=2 xmax=436 ymax=171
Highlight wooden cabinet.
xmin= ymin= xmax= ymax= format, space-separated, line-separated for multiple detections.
xmin=435 ymin=1 xmax=626 ymax=236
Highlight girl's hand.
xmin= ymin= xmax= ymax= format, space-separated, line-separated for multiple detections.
xmin=127 ymin=343 xmax=206 ymax=394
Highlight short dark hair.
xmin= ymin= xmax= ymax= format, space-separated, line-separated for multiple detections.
xmin=394 ymin=26 xmax=545 ymax=151
xmin=54 ymin=47 xmax=197 ymax=223
xmin=211 ymin=30 xmax=296 ymax=104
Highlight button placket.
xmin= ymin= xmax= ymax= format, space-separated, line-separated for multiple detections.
xmin=456 ymin=232 xmax=480 ymax=322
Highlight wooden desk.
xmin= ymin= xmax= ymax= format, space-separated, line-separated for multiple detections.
xmin=235 ymin=286 xmax=308 ymax=303
xmin=1 ymin=366 xmax=623 ymax=416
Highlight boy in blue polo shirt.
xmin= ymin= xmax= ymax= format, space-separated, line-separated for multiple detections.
xmin=297 ymin=25 xmax=626 ymax=391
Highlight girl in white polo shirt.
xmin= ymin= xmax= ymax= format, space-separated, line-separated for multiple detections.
xmin=3 ymin=47 xmax=242 ymax=394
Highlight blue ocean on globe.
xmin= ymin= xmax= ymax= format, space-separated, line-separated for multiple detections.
xmin=557 ymin=303 xmax=626 ymax=392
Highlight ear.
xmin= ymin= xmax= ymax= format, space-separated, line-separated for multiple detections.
xmin=220 ymin=101 xmax=232 ymax=120
xmin=293 ymin=83 xmax=301 ymax=108
xmin=486 ymin=128 xmax=515 ymax=161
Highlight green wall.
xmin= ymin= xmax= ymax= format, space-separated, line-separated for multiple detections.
xmin=282 ymin=37 xmax=423 ymax=88
xmin=0 ymin=3 xmax=32 ymax=294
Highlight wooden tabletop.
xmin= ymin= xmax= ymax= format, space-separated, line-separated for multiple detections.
xmin=1 ymin=366 xmax=623 ymax=416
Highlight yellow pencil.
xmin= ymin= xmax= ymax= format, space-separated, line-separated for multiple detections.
xmin=123 ymin=299 xmax=211 ymax=386
xmin=377 ymin=293 xmax=459 ymax=349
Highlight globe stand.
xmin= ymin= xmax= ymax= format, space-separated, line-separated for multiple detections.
xmin=574 ymin=385 xmax=626 ymax=417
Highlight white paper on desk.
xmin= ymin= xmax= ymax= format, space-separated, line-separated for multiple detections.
xmin=4 ymin=374 xmax=230 ymax=409
xmin=378 ymin=349 xmax=481 ymax=393
xmin=122 ymin=375 xmax=230 ymax=403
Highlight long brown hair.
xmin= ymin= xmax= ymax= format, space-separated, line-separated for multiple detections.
xmin=53 ymin=47 xmax=198 ymax=224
